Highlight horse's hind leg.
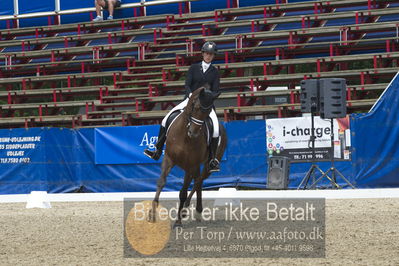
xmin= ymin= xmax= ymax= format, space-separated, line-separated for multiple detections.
xmin=149 ymin=155 xmax=173 ymax=223
xmin=174 ymin=171 xmax=193 ymax=228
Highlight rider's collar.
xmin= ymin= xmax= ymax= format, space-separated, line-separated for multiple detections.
xmin=202 ymin=61 xmax=211 ymax=72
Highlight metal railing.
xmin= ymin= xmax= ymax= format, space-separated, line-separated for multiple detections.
xmin=0 ymin=0 xmax=197 ymax=27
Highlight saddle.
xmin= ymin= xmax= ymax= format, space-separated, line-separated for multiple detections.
xmin=165 ymin=110 xmax=214 ymax=145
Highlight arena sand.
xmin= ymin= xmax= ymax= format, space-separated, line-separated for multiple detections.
xmin=0 ymin=198 xmax=398 ymax=266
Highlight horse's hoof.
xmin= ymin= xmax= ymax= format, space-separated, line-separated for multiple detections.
xmin=181 ymin=208 xmax=188 ymax=218
xmin=173 ymin=221 xmax=182 ymax=229
xmin=195 ymin=211 xmax=202 ymax=222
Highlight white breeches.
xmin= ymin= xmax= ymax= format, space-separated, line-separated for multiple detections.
xmin=161 ymin=98 xmax=219 ymax=138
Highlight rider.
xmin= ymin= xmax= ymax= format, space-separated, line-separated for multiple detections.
xmin=144 ymin=41 xmax=221 ymax=172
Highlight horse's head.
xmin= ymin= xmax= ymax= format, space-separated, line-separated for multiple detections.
xmin=185 ymin=86 xmax=220 ymax=139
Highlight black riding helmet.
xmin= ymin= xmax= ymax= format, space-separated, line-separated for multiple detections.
xmin=201 ymin=41 xmax=218 ymax=54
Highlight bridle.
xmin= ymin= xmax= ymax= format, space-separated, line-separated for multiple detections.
xmin=186 ymin=97 xmax=211 ymax=129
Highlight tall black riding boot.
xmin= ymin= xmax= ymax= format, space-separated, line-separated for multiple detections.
xmin=144 ymin=126 xmax=166 ymax=160
xmin=208 ymin=137 xmax=220 ymax=173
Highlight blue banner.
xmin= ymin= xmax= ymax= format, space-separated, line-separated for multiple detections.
xmin=95 ymin=125 xmax=159 ymax=164
xmin=351 ymin=72 xmax=399 ymax=188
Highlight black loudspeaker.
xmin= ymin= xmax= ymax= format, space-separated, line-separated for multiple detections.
xmin=319 ymin=78 xmax=347 ymax=119
xmin=300 ymin=79 xmax=319 ymax=113
xmin=267 ymin=156 xmax=290 ymax=189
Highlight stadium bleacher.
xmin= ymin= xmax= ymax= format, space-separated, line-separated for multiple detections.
xmin=1 ymin=0 xmax=398 ymax=128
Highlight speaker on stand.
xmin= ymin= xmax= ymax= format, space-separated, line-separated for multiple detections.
xmin=309 ymin=78 xmax=355 ymax=189
xmin=297 ymin=79 xmax=326 ymax=189
xmin=300 ymin=79 xmax=320 ymax=113
xmin=297 ymin=78 xmax=355 ymax=189
xmin=319 ymin=78 xmax=347 ymax=119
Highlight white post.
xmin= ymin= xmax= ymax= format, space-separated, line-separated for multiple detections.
xmin=55 ymin=0 xmax=60 ymax=12
xmin=13 ymin=0 xmax=19 ymax=28
xmin=187 ymin=1 xmax=191 ymax=13
xmin=396 ymin=24 xmax=398 ymax=43
xmin=141 ymin=0 xmax=147 ymax=16
xmin=339 ymin=28 xmax=342 ymax=46
xmin=55 ymin=0 xmax=61 ymax=24
xmin=13 ymin=0 xmax=19 ymax=15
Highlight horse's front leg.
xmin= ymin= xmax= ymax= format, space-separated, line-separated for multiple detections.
xmin=194 ymin=167 xmax=210 ymax=221
xmin=182 ymin=167 xmax=202 ymax=221
xmin=149 ymin=155 xmax=173 ymax=223
xmin=174 ymin=171 xmax=193 ymax=228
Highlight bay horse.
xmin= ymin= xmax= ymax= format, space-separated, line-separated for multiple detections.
xmin=149 ymin=87 xmax=227 ymax=227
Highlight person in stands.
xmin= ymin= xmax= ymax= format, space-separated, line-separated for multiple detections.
xmin=93 ymin=0 xmax=122 ymax=21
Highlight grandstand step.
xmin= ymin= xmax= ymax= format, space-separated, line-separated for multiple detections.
xmin=0 ymin=13 xmax=172 ymax=37
xmin=0 ymin=27 xmax=153 ymax=49
xmin=0 ymin=115 xmax=75 ymax=128
xmin=212 ymin=0 xmax=395 ymax=17
xmin=136 ymin=95 xmax=185 ymax=103
xmin=87 ymin=110 xmax=125 ymax=117
xmin=128 ymin=64 xmax=175 ymax=72
xmin=107 ymin=87 xmax=149 ymax=94
xmin=2 ymin=42 xmax=138 ymax=61
xmin=0 ymin=71 xmax=120 ymax=86
xmin=0 ymin=85 xmax=105 ymax=98
xmin=157 ymin=35 xmax=192 ymax=43
xmin=0 ymin=86 xmax=146 ymax=100
xmin=0 ymin=100 xmax=100 ymax=111
xmin=116 ymin=78 xmax=163 ymax=86
xmin=0 ymin=56 xmax=134 ymax=77
xmin=174 ymin=36 xmax=399 ymax=61
xmin=80 ymin=116 xmax=123 ymax=124
xmin=124 ymin=72 xmax=163 ymax=79
xmin=163 ymin=28 xmax=203 ymax=36
xmin=168 ymin=21 xmax=206 ymax=30
xmin=148 ymin=42 xmax=186 ymax=49
xmin=194 ymin=21 xmax=399 ymax=44
xmin=76 ymin=124 xmax=122 ymax=128
xmin=102 ymin=93 xmax=148 ymax=102
xmin=202 ymin=7 xmax=399 ymax=31
xmin=132 ymin=57 xmax=177 ymax=65
xmin=96 ymin=102 xmax=136 ymax=109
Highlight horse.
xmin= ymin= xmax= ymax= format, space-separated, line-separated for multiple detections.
xmin=149 ymin=86 xmax=227 ymax=227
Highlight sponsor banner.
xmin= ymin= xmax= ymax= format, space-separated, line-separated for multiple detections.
xmin=95 ymin=126 xmax=160 ymax=164
xmin=266 ymin=116 xmax=351 ymax=162
xmin=95 ymin=126 xmax=227 ymax=165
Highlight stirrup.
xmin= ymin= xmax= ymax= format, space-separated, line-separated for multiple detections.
xmin=144 ymin=149 xmax=155 ymax=158
xmin=209 ymin=158 xmax=220 ymax=173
